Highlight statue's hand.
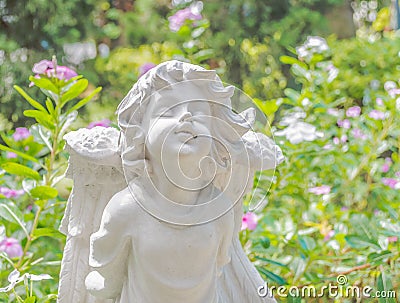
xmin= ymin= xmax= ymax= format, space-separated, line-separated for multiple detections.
xmin=85 ymin=270 xmax=120 ymax=299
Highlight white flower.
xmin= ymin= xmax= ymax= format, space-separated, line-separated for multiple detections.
xmin=306 ymin=36 xmax=329 ymax=52
xmin=275 ymin=121 xmax=324 ymax=144
xmin=279 ymin=110 xmax=306 ymax=126
xmin=296 ymin=36 xmax=329 ymax=62
xmin=327 ymin=65 xmax=339 ymax=83
xmin=302 ymin=98 xmax=311 ymax=106
xmin=0 ymin=270 xmax=52 ymax=293
xmin=384 ymin=81 xmax=396 ymax=92
xmin=296 ymin=45 xmax=308 ymax=59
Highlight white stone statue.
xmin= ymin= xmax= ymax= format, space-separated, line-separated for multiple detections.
xmin=58 ymin=60 xmax=283 ymax=303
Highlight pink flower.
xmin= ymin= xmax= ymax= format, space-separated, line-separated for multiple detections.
xmin=369 ymin=110 xmax=386 ymax=120
xmin=376 ymin=98 xmax=383 ymax=106
xmin=32 ymin=60 xmax=53 ymax=74
xmin=340 ymin=135 xmax=347 ymax=143
xmin=381 ymin=158 xmax=392 ymax=173
xmin=0 ymin=237 xmax=23 ymax=258
xmin=12 ymin=127 xmax=30 ymax=141
xmin=324 ymin=230 xmax=335 ymax=241
xmin=46 ymin=65 xmax=78 ymax=80
xmin=337 ymin=119 xmax=351 ymax=129
xmin=139 ymin=63 xmax=156 ymax=78
xmin=168 ymin=2 xmax=203 ymax=32
xmin=341 ymin=206 xmax=349 ymax=211
xmin=6 ymin=152 xmax=17 ymax=159
xmin=0 ymin=187 xmax=25 ymax=199
xmin=346 ymin=106 xmax=361 ymax=117
xmin=388 ymin=88 xmax=400 ymax=98
xmin=333 ymin=137 xmax=340 ymax=145
xmin=31 ymin=59 xmax=77 ymax=82
xmin=382 ymin=163 xmax=390 ymax=173
xmin=382 ymin=178 xmax=398 ymax=189
xmin=384 ymin=81 xmax=396 ymax=92
xmin=388 ymin=236 xmax=398 ymax=243
xmin=351 ymin=128 xmax=367 ymax=140
xmin=309 ymin=185 xmax=331 ymax=195
xmin=327 ymin=108 xmax=340 ymax=116
xmin=396 ymin=171 xmax=400 ymax=178
xmin=241 ymin=212 xmax=258 ymax=231
xmin=87 ymin=119 xmax=111 ymax=129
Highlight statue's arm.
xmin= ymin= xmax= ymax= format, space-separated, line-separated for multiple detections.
xmin=217 ymin=209 xmax=235 ymax=276
xmin=85 ymin=189 xmax=134 ymax=299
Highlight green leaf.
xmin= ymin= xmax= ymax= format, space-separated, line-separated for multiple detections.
xmin=60 ymin=79 xmax=88 ymax=107
xmin=192 ymin=49 xmax=214 ymax=62
xmin=257 ymin=266 xmax=287 ymax=285
xmin=254 ymin=98 xmax=280 ymax=117
xmin=377 ymin=270 xmax=396 ymax=303
xmin=59 ymin=111 xmax=77 ymax=137
xmin=30 ymin=125 xmax=52 ymax=150
xmin=255 ymin=256 xmax=287 ymax=267
xmin=37 ymin=294 xmax=57 ymax=303
xmin=299 ymin=235 xmax=316 ymax=252
xmin=1 ymin=133 xmax=15 ymax=147
xmin=350 ymin=214 xmax=378 ymax=241
xmin=382 ymin=204 xmax=399 ymax=220
xmin=280 ymin=56 xmax=307 ymax=69
xmin=260 ymin=237 xmax=271 ymax=249
xmin=29 ymin=76 xmax=59 ymax=94
xmin=23 ymin=110 xmax=55 ymax=131
xmin=30 ymin=186 xmax=58 ymax=199
xmin=24 ymin=297 xmax=36 ymax=303
xmin=32 ymin=227 xmax=63 ymax=240
xmin=2 ymin=162 xmax=40 ymax=180
xmin=0 ymin=202 xmax=29 ymax=237
xmin=191 ymin=27 xmax=205 ymax=38
xmin=284 ymin=88 xmax=300 ymax=102
xmin=67 ymin=86 xmax=102 ymax=114
xmin=367 ymin=251 xmax=394 ymax=266
xmin=290 ymin=257 xmax=307 ymax=281
xmin=345 ymin=235 xmax=381 ymax=250
xmin=64 ymin=75 xmax=83 ymax=86
xmin=0 ymin=144 xmax=39 ymax=163
xmin=34 ymin=199 xmax=47 ymax=209
xmin=46 ymin=98 xmax=56 ymax=117
xmin=291 ymin=64 xmax=311 ymax=81
xmin=13 ymin=85 xmax=47 ymax=112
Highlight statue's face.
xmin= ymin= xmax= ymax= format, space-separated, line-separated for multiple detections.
xmin=143 ymin=82 xmax=213 ymax=163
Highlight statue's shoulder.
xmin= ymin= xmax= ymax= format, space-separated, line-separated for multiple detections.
xmin=104 ymin=184 xmax=143 ymax=224
xmin=105 ymin=181 xmax=147 ymax=221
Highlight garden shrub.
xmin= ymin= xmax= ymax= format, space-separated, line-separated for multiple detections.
xmin=242 ymin=33 xmax=400 ymax=301
xmin=0 ymin=58 xmax=101 ymax=302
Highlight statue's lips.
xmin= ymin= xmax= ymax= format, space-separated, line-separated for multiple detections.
xmin=174 ymin=127 xmax=198 ymax=140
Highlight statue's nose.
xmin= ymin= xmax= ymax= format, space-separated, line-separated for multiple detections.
xmin=179 ymin=111 xmax=192 ymax=122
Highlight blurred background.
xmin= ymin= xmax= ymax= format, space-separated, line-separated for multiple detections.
xmin=0 ymin=0 xmax=398 ymax=129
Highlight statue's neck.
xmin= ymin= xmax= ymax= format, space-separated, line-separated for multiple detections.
xmin=143 ymin=158 xmax=207 ymax=205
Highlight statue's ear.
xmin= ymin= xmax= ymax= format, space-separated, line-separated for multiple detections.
xmin=119 ymin=126 xmax=145 ymax=161
xmin=212 ymin=106 xmax=254 ymax=143
xmin=119 ymin=125 xmax=147 ymax=179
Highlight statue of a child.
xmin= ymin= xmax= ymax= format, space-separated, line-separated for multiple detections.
xmin=58 ymin=60 xmax=282 ymax=303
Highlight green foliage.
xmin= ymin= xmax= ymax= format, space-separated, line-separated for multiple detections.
xmin=1 ymin=0 xmax=101 ymax=50
xmin=242 ymin=33 xmax=400 ymax=301
xmin=0 ymin=60 xmax=101 ymax=301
